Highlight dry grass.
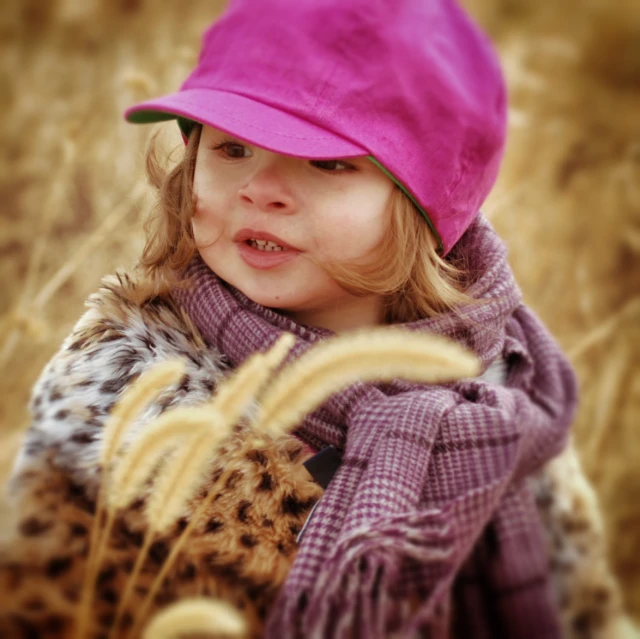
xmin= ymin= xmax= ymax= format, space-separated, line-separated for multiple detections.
xmin=0 ymin=0 xmax=638 ymax=624
xmin=255 ymin=328 xmax=479 ymax=436
xmin=66 ymin=328 xmax=476 ymax=636
xmin=142 ymin=597 xmax=247 ymax=639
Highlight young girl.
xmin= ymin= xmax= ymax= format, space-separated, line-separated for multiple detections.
xmin=6 ymin=0 xmax=591 ymax=637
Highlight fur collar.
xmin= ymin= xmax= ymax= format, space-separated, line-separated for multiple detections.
xmin=13 ymin=271 xmax=227 ymax=493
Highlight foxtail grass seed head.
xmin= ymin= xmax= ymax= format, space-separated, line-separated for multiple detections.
xmin=254 ymin=329 xmax=480 ymax=436
xmin=108 ymin=405 xmax=223 ymax=511
xmin=263 ymin=332 xmax=296 ymax=368
xmin=209 ymin=353 xmax=267 ymax=421
xmin=100 ymin=359 xmax=186 ymax=467
xmin=210 ymin=332 xmax=295 ymax=422
xmin=145 ymin=409 xmax=230 ymax=533
xmin=143 ymin=597 xmax=247 ymax=639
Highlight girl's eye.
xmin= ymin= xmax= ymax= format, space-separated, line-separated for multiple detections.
xmin=210 ymin=140 xmax=252 ymax=159
xmin=310 ymin=159 xmax=354 ymax=172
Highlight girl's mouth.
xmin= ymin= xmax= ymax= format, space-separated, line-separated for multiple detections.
xmin=237 ymin=239 xmax=300 ymax=270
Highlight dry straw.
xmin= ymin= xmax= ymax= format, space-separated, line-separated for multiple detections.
xmin=108 ymin=337 xmax=300 ymax=637
xmin=70 ymin=327 xmax=478 ymax=637
xmin=109 ymin=405 xmax=225 ymax=511
xmin=0 ymin=183 xmax=151 ymax=368
xmin=100 ymin=359 xmax=187 ymax=468
xmin=210 ymin=333 xmax=296 ymax=423
xmin=130 ymin=329 xmax=477 ymax=637
xmin=110 ymin=407 xmax=227 ymax=638
xmin=2 ymin=0 xmax=638 ymax=629
xmin=76 ymin=359 xmax=186 ymax=639
xmin=142 ymin=597 xmax=247 ymax=639
xmin=145 ymin=409 xmax=228 ymax=533
xmin=110 ymin=334 xmax=296 ymax=515
xmin=253 ymin=327 xmax=480 ymax=436
xmin=126 ymin=334 xmax=296 ymax=637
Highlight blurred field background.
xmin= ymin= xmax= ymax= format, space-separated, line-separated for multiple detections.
xmin=1 ymin=0 xmax=638 ymax=627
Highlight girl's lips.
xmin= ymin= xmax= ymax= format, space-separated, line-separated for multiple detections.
xmin=237 ymin=241 xmax=300 ymax=270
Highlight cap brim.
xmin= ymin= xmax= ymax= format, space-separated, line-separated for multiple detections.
xmin=125 ymin=88 xmax=367 ymax=159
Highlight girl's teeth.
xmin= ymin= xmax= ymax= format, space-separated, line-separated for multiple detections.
xmin=249 ymin=239 xmax=285 ymax=252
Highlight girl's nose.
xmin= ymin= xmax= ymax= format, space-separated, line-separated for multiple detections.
xmin=237 ymin=162 xmax=296 ymax=213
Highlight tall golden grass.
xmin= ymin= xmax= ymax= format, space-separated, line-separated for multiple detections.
xmin=1 ymin=0 xmax=638 ymax=623
xmin=79 ymin=328 xmax=477 ymax=637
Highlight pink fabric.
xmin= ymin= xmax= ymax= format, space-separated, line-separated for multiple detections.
xmin=172 ymin=216 xmax=577 ymax=637
xmin=125 ymin=0 xmax=506 ymax=254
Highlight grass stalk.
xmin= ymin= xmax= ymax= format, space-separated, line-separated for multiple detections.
xmin=108 ymin=526 xmax=157 ymax=639
xmin=75 ymin=359 xmax=185 ymax=639
xmin=126 ymin=436 xmax=261 ymax=639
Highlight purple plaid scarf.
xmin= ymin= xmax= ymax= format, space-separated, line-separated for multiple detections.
xmin=172 ymin=216 xmax=577 ymax=638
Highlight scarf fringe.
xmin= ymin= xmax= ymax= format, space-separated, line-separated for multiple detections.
xmin=300 ymin=510 xmax=455 ymax=638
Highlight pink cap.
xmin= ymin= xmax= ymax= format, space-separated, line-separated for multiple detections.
xmin=125 ymin=0 xmax=507 ymax=254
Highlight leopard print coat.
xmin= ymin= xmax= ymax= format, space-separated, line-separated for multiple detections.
xmin=0 ymin=271 xmax=625 ymax=638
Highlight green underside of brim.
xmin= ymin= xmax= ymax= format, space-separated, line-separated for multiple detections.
xmin=126 ymin=110 xmax=178 ymax=124
xmin=127 ymin=112 xmax=442 ymax=251
xmin=366 ymin=157 xmax=442 ymax=252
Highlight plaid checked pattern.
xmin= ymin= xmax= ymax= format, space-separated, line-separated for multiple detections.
xmin=173 ymin=216 xmax=577 ymax=638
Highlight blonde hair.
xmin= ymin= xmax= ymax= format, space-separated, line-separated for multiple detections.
xmin=139 ymin=122 xmax=473 ymax=323
xmin=139 ymin=125 xmax=201 ymax=294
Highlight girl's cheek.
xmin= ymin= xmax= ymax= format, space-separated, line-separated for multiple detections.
xmin=318 ymin=216 xmax=381 ymax=261
xmin=191 ymin=201 xmax=224 ymax=247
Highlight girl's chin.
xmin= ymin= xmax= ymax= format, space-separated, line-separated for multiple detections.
xmin=233 ymin=285 xmax=300 ymax=310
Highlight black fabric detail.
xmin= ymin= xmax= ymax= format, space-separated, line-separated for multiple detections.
xmin=303 ymin=445 xmax=342 ymax=489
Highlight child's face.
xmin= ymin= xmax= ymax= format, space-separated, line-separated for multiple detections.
xmin=192 ymin=125 xmax=395 ymax=331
